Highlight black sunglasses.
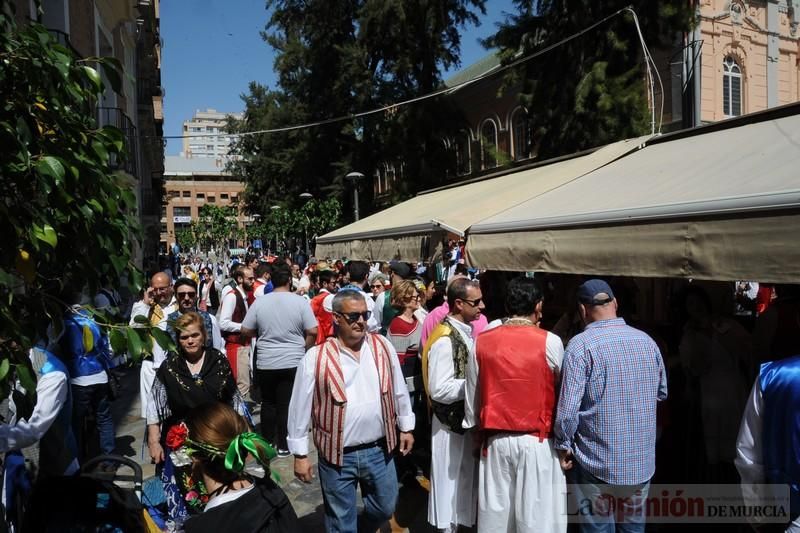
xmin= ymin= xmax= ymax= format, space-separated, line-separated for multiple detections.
xmin=177 ymin=291 xmax=197 ymax=299
xmin=335 ymin=311 xmax=372 ymax=324
xmin=459 ymin=297 xmax=482 ymax=307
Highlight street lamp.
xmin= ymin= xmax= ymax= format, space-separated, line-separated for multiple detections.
xmin=345 ymin=171 xmax=365 ymax=221
xmin=270 ymin=205 xmax=281 ymax=255
xmin=298 ymin=193 xmax=313 ymax=254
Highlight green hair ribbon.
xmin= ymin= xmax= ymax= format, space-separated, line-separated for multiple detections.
xmin=224 ymin=432 xmax=277 ymax=472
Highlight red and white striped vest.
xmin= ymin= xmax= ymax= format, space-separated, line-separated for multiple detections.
xmin=311 ymin=334 xmax=398 ymax=466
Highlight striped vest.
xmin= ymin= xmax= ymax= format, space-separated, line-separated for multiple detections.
xmin=312 ymin=334 xmax=398 ymax=466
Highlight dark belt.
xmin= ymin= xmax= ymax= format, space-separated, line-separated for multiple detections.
xmin=343 ymin=437 xmax=386 ymax=454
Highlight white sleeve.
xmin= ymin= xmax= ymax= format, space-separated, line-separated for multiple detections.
xmin=368 ymin=292 xmax=383 ymax=332
xmin=218 ymin=291 xmax=241 ymax=333
xmin=129 ymin=301 xmax=150 ymax=326
xmin=287 ymin=348 xmax=317 ymax=456
xmin=427 ymin=337 xmax=464 ymax=404
xmin=545 ymin=331 xmax=565 ymax=374
xmin=209 ymin=315 xmax=225 ymax=351
xmin=382 ymin=339 xmax=415 ymax=432
xmin=736 ymin=379 xmax=765 ymax=486
xmin=463 ymin=340 xmax=480 ymax=429
xmin=0 ymin=372 xmax=67 ymax=452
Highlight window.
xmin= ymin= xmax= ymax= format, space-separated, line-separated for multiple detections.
xmin=173 ymin=206 xmax=191 ymax=217
xmin=220 ymin=193 xmax=229 ymax=200
xmin=480 ymin=119 xmax=498 ymax=169
xmin=196 ymin=193 xmax=205 ymax=200
xmin=207 ymin=196 xmax=216 ymax=203
xmin=182 ymin=191 xmax=190 ymax=198
xmin=206 ymin=126 xmax=215 ymax=132
xmin=206 ymin=145 xmax=214 ymax=151
xmin=511 ymin=108 xmax=530 ymax=161
xmin=231 ymin=195 xmax=238 ymax=205
xmin=160 ymin=223 xmax=167 ymax=233
xmin=723 ymin=56 xmax=742 ymax=117
xmin=160 ymin=205 xmax=166 ymax=218
xmin=455 ymin=132 xmax=471 ymax=176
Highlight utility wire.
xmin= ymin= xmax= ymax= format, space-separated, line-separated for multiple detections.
xmin=159 ymin=6 xmax=660 ymax=140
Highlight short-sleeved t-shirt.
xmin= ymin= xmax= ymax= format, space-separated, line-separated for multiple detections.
xmin=242 ymin=291 xmax=318 ymax=370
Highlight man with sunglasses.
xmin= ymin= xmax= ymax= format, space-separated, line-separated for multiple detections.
xmin=130 ymin=272 xmax=177 ymax=418
xmin=422 ymin=277 xmax=483 ymax=531
xmin=165 ymin=278 xmax=224 ymax=351
xmin=287 ymin=290 xmax=415 ymax=532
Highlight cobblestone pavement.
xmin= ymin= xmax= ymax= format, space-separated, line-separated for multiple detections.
xmin=111 ymin=366 xmax=437 ymax=532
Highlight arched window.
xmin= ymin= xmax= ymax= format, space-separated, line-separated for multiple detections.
xmin=723 ymin=56 xmax=742 ymax=117
xmin=455 ymin=131 xmax=471 ymax=176
xmin=481 ymin=119 xmax=498 ymax=169
xmin=511 ymin=108 xmax=530 ymax=161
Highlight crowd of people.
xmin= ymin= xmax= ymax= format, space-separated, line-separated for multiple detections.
xmin=1 ymin=246 xmax=799 ymax=533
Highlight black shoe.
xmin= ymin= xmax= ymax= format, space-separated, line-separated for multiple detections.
xmin=276 ymin=448 xmax=291 ymax=458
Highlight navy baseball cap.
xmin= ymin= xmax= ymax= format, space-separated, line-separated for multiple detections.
xmin=577 ymin=279 xmax=615 ymax=305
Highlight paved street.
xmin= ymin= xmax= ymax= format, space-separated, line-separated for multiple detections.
xmin=110 ymin=365 xmax=436 ymax=531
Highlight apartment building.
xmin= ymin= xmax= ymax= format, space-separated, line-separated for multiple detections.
xmin=181 ymin=108 xmax=242 ymax=159
xmin=161 ymin=156 xmax=247 ymax=251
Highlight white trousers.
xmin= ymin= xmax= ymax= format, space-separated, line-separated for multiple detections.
xmin=428 ymin=417 xmax=478 ymax=529
xmin=140 ymin=359 xmax=155 ymax=419
xmin=479 ymin=433 xmax=567 ymax=533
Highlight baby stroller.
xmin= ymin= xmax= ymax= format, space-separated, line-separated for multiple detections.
xmin=22 ymin=455 xmax=145 ymax=532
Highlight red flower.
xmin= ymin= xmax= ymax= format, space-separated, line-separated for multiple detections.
xmin=166 ymin=422 xmax=189 ymax=449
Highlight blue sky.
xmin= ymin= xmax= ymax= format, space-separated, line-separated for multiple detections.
xmin=160 ymin=0 xmax=516 ymax=155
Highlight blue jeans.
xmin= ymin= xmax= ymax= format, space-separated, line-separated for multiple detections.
xmin=71 ymin=383 xmax=115 ymax=460
xmin=317 ymin=444 xmax=398 ymax=532
xmin=569 ymin=460 xmax=650 ymax=533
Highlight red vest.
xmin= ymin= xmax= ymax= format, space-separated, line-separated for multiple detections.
xmin=310 ymin=292 xmax=334 ymax=344
xmin=222 ymin=288 xmax=247 ymax=345
xmin=475 ymin=325 xmax=556 ymax=437
xmin=311 ymin=335 xmax=398 ymax=466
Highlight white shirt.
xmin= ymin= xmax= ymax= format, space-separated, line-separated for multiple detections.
xmin=463 ymin=322 xmax=564 ymax=429
xmin=369 ymin=291 xmax=385 ymax=332
xmin=130 ymin=299 xmax=178 ymax=367
xmin=219 ymin=286 xmax=248 ymax=333
xmin=203 ymin=485 xmax=254 ymax=512
xmin=0 ymin=370 xmax=66 ymax=452
xmin=287 ymin=338 xmax=415 ymax=456
xmin=427 ymin=316 xmax=475 ymax=407
xmin=208 ymin=314 xmax=226 ymax=351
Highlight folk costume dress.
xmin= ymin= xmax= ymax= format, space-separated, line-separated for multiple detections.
xmin=465 ymin=319 xmax=567 ymax=532
xmin=422 ymin=316 xmax=478 ymax=529
xmin=147 ymin=348 xmax=243 ymax=523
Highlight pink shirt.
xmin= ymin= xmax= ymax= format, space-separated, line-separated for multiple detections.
xmin=419 ymin=301 xmax=488 ymax=348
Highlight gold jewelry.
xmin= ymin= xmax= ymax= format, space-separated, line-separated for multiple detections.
xmin=505 ymin=317 xmax=535 ymax=326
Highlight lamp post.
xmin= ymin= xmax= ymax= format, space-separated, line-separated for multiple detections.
xmin=345 ymin=171 xmax=365 ymax=221
xmin=298 ymin=192 xmax=313 ymax=254
xmin=252 ymin=213 xmax=262 ymax=252
xmin=270 ymin=205 xmax=281 ymax=255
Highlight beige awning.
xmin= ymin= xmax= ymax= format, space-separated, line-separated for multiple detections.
xmin=468 ymin=111 xmax=800 ymax=282
xmin=316 ymin=136 xmax=649 ymax=261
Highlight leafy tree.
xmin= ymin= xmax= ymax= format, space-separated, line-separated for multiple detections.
xmin=0 ymin=3 xmax=171 ymax=392
xmin=486 ymin=1 xmax=694 ymax=159
xmin=174 ymin=226 xmax=198 ymax=251
xmin=228 ymin=0 xmax=485 ymax=220
xmin=191 ymin=204 xmax=240 ymax=253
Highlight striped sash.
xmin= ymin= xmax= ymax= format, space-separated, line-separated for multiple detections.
xmin=312 ymin=334 xmax=397 ymax=466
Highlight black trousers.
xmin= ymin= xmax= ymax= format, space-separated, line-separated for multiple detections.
xmin=255 ymin=366 xmax=297 ymax=450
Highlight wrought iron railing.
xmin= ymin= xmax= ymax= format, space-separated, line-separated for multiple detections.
xmin=96 ymin=107 xmax=138 ymax=176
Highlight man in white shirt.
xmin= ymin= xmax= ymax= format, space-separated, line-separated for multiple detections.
xmin=219 ymin=267 xmax=255 ymax=399
xmin=464 ymin=277 xmax=566 ymax=532
xmin=422 ymin=277 xmax=482 ymax=531
xmin=130 ymin=272 xmax=177 ymax=418
xmin=287 ymin=290 xmax=415 ymax=532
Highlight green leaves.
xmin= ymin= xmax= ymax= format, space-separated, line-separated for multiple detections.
xmin=35 ymin=156 xmax=65 ymax=185
xmin=32 ymin=223 xmax=58 ymax=248
xmin=126 ymin=327 xmax=143 ymax=361
xmin=81 ymin=66 xmax=103 ymax=92
xmin=151 ymin=327 xmax=177 ymax=353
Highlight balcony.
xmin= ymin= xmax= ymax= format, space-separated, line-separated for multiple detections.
xmin=96 ymin=107 xmax=138 ymax=177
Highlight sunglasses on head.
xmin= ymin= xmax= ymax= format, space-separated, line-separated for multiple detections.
xmin=335 ymin=311 xmax=372 ymax=324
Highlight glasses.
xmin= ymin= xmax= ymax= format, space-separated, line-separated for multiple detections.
xmin=459 ymin=297 xmax=482 ymax=307
xmin=335 ymin=311 xmax=372 ymax=324
xmin=370 ymin=284 xmax=383 ymax=289
xmin=152 ymin=286 xmax=171 ymax=292
xmin=177 ymin=291 xmax=197 ymax=299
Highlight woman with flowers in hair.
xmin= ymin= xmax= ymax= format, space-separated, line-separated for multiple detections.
xmin=146 ymin=311 xmax=246 ymax=524
xmin=174 ymin=403 xmax=298 ymax=532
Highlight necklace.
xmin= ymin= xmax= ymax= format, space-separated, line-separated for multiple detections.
xmin=505 ymin=317 xmax=535 ymax=326
xmin=185 ymin=352 xmax=206 ymax=384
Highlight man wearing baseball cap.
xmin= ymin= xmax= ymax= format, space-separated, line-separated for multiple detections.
xmin=554 ymin=279 xmax=667 ymax=532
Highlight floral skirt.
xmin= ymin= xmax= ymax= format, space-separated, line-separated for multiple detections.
xmin=161 ymin=445 xmax=208 ymax=525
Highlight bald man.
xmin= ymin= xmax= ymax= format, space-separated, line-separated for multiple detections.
xmin=130 ymin=272 xmax=178 ymax=418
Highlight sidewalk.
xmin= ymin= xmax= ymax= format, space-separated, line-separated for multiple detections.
xmin=110 ymin=366 xmax=434 ymax=531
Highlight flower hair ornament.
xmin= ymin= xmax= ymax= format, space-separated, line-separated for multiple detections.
xmin=166 ymin=422 xmax=278 ymax=478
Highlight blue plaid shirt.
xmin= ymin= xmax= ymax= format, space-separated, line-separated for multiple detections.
xmin=554 ymin=318 xmax=667 ymax=485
